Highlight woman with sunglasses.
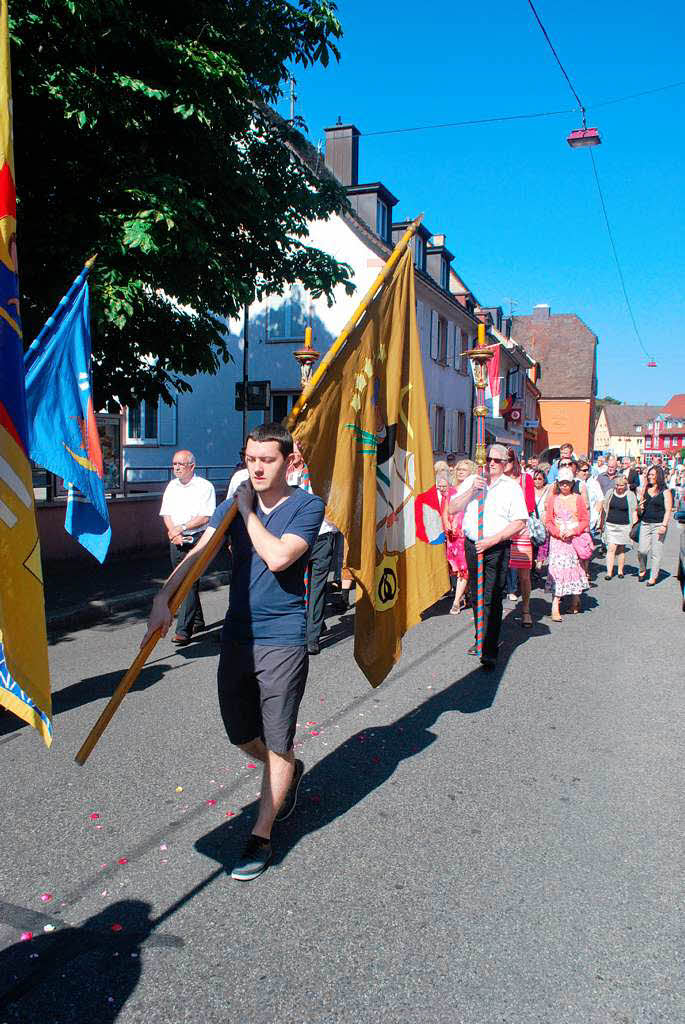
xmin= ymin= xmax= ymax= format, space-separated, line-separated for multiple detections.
xmin=532 ymin=468 xmax=550 ymax=571
xmin=637 ymin=465 xmax=672 ymax=584
xmin=504 ymin=446 xmax=536 ymax=627
xmin=600 ymin=474 xmax=638 ymax=580
xmin=545 ymin=468 xmax=589 ymax=620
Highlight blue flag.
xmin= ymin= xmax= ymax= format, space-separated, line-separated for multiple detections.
xmin=24 ymin=263 xmax=111 ymax=563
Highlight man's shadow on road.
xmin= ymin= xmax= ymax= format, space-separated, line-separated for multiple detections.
xmin=0 ymin=898 xmax=182 ymax=1024
xmin=195 ymin=621 xmax=537 ymax=872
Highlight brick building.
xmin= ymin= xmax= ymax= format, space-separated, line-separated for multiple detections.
xmin=511 ymin=304 xmax=598 ymax=456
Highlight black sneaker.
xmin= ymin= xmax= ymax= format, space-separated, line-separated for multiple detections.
xmin=231 ymin=835 xmax=273 ymax=881
xmin=275 ymin=759 xmax=304 ymax=822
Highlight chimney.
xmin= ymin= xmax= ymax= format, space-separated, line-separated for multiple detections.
xmin=324 ymin=122 xmax=360 ymax=186
xmin=532 ymin=303 xmax=551 ymax=320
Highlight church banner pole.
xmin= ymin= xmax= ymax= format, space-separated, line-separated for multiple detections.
xmin=464 ymin=322 xmax=494 ymax=656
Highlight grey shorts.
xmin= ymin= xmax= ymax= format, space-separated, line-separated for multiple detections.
xmin=217 ymin=638 xmax=308 ymax=755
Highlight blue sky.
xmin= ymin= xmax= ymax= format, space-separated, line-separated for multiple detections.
xmin=280 ymin=1 xmax=685 ymax=405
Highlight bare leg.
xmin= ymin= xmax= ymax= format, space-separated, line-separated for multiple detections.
xmin=551 ymin=595 xmax=562 ymax=621
xmin=250 ymin=748 xmax=295 ymax=840
xmin=617 ymin=546 xmax=626 ymax=576
xmin=451 ymin=576 xmax=468 ymax=613
xmin=606 ymin=544 xmax=616 ymax=577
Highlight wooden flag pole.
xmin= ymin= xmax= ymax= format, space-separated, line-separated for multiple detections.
xmin=76 ymin=213 xmax=424 ymax=765
xmin=287 ymin=213 xmax=424 ymax=430
xmin=74 ymin=504 xmax=238 ymax=765
xmin=464 ymin=322 xmax=494 ymax=656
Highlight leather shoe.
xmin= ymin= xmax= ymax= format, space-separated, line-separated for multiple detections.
xmin=307 ymin=642 xmax=320 ymax=656
xmin=172 ymin=633 xmax=190 ymax=645
xmin=480 ymin=658 xmax=497 ymax=672
xmin=466 ymin=644 xmax=479 ymax=656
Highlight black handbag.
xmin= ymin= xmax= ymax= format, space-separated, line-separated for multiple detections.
xmin=629 ymin=518 xmax=641 ymax=543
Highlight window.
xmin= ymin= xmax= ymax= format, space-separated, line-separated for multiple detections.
xmin=266 ymin=287 xmax=307 ymax=342
xmin=126 ymin=401 xmax=158 ymax=444
xmin=430 ymin=311 xmax=439 ymax=360
xmin=376 ymin=199 xmax=389 ymax=241
xmin=457 ymin=411 xmax=466 ymax=452
xmin=506 ymin=368 xmax=519 ymax=399
xmin=440 ymin=257 xmax=449 ymax=290
xmin=433 ymin=405 xmax=445 ymax=451
xmin=271 ymin=391 xmax=298 ymax=424
xmin=438 ymin=316 xmax=448 ymax=364
xmin=664 ymin=437 xmax=671 ymax=447
xmin=636 ymin=425 xmax=642 ymax=433
xmin=413 ymin=236 xmax=425 ymax=271
xmin=460 ymin=330 xmax=469 ymax=374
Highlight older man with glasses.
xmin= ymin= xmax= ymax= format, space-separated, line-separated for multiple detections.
xmin=449 ymin=443 xmax=528 ymax=670
xmin=159 ymin=450 xmax=216 ymax=644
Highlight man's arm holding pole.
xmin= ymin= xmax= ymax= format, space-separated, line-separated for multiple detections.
xmin=75 ymin=502 xmax=237 ymax=765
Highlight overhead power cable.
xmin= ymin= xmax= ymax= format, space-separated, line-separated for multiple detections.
xmin=526 ymin=0 xmax=585 ymax=112
xmin=360 ymin=79 xmax=685 ymax=139
xmin=588 ymin=150 xmax=654 ymax=362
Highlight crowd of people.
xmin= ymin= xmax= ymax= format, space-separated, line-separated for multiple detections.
xmin=438 ymin=443 xmax=685 ymax=667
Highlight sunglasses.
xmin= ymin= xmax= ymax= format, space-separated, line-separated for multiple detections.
xmin=486 ymin=457 xmax=505 ymax=464
xmin=578 ymin=467 xmax=589 ymax=472
xmin=559 ymin=461 xmax=573 ymax=467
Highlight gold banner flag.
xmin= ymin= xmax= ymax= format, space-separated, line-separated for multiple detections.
xmin=293 ymin=246 xmax=449 ymax=686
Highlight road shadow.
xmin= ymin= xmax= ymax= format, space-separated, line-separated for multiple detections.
xmin=0 ymin=898 xmax=182 ymax=1023
xmin=0 ymin=662 xmax=171 ymax=740
xmin=195 ymin=642 xmax=514 ymax=873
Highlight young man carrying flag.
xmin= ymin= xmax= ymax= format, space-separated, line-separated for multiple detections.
xmin=142 ymin=423 xmax=323 ymax=880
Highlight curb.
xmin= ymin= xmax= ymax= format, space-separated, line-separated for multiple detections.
xmin=46 ymin=571 xmax=230 ymax=634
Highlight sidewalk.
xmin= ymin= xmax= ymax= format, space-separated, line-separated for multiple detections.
xmin=44 ymin=544 xmax=231 ymax=632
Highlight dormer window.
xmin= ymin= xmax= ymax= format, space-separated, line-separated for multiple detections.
xmin=376 ymin=199 xmax=389 ymax=241
xmin=414 ymin=235 xmax=425 ymax=271
xmin=440 ymin=258 xmax=449 ymax=290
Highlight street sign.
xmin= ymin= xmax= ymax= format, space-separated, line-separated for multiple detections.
xmin=235 ymin=380 xmax=271 ymax=411
xmin=524 ymin=419 xmax=539 ymax=429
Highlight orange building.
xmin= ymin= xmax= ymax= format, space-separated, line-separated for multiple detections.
xmin=511 ymin=305 xmax=598 ymax=457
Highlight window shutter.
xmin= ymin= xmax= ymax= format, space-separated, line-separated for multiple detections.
xmin=158 ymin=398 xmax=177 ymax=446
xmin=445 ymin=322 xmax=453 ymax=368
xmin=429 ymin=402 xmax=436 ymax=449
xmin=430 ymin=311 xmax=439 ymax=361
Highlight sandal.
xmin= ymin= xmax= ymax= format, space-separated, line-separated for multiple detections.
xmin=551 ymin=613 xmax=562 ymax=622
xmin=449 ymin=602 xmax=462 ymax=615
xmin=520 ymin=612 xmax=533 ymax=628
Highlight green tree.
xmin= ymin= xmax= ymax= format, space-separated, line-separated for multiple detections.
xmin=11 ymin=1 xmax=353 ymax=409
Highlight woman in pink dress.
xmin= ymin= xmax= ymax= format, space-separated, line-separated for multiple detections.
xmin=440 ymin=459 xmax=475 ymax=614
xmin=545 ymin=468 xmax=590 ymax=620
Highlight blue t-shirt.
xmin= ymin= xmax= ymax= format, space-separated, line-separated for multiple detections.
xmin=209 ymin=486 xmax=324 ymax=646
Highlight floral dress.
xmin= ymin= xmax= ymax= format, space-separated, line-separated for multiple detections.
xmin=545 ymin=495 xmax=589 ymax=596
xmin=440 ymin=486 xmax=468 ymax=577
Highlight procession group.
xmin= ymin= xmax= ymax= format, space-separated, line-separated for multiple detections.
xmin=148 ymin=427 xmax=683 ymax=881
xmin=433 ymin=444 xmax=684 ymax=659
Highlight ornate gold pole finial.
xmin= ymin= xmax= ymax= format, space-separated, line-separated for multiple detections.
xmin=293 ymin=325 xmax=320 ymax=392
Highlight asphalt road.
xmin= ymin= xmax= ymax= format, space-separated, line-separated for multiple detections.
xmin=1 ymin=528 xmax=683 ymax=1024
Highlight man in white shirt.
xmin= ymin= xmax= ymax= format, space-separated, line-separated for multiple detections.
xmin=449 ymin=443 xmax=528 ymax=669
xmin=159 ymin=450 xmax=216 ymax=644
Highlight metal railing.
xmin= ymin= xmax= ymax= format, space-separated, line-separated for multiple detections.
xmin=123 ymin=465 xmax=238 ymax=498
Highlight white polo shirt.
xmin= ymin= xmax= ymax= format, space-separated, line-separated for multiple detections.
xmin=462 ymin=474 xmax=529 ymax=542
xmin=159 ymin=474 xmax=216 ymax=534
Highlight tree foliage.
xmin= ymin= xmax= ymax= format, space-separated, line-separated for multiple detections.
xmin=11 ymin=1 xmax=353 ymax=408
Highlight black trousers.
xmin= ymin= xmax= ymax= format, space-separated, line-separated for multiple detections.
xmin=169 ymin=536 xmax=204 ymax=636
xmin=307 ymin=532 xmax=337 ymax=646
xmin=464 ymin=538 xmax=511 ymax=662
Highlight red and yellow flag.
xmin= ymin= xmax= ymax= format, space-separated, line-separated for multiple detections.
xmin=293 ymin=246 xmax=448 ymax=686
xmin=0 ymin=0 xmax=51 ymax=744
